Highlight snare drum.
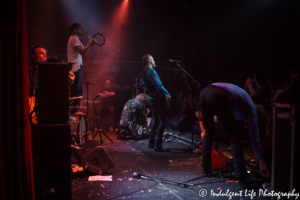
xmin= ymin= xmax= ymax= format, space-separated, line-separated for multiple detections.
xmin=70 ymin=113 xmax=87 ymax=145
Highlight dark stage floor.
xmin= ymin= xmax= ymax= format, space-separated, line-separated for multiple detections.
xmin=71 ymin=129 xmax=271 ymax=200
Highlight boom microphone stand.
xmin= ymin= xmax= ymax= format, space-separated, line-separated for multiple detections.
xmin=93 ymin=94 xmax=113 ymax=145
xmin=175 ymin=63 xmax=199 ymax=147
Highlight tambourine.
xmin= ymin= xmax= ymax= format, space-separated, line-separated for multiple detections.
xmin=93 ymin=32 xmax=106 ymax=46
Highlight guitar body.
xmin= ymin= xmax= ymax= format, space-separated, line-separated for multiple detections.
xmin=195 ymin=110 xmax=228 ymax=170
xmin=210 ymin=145 xmax=228 ymax=170
xmin=129 ymin=119 xmax=144 ymax=140
xmin=29 ymin=96 xmax=37 ymax=124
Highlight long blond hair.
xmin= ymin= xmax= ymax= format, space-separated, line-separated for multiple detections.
xmin=135 ymin=93 xmax=149 ymax=105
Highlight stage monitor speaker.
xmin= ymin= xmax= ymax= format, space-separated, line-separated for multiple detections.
xmin=271 ymin=103 xmax=295 ymax=197
xmin=32 ymin=124 xmax=71 ymax=200
xmin=74 ymin=140 xmax=114 ymax=174
xmin=37 ymin=62 xmax=69 ymax=123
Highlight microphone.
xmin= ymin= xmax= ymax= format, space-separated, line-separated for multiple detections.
xmin=133 ymin=172 xmax=149 ymax=179
xmin=168 ymin=59 xmax=181 ymax=63
xmin=133 ymin=172 xmax=141 ymax=178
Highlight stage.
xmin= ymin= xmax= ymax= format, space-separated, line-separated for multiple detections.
xmin=71 ymin=129 xmax=270 ymax=200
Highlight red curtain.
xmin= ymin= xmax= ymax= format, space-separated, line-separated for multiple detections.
xmin=0 ymin=0 xmax=35 ymax=200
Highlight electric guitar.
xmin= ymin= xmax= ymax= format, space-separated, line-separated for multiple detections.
xmin=129 ymin=108 xmax=151 ymax=139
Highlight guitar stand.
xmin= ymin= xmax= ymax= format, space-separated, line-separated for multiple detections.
xmin=92 ymin=94 xmax=113 ymax=145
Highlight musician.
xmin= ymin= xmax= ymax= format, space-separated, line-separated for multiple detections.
xmin=199 ymin=83 xmax=269 ymax=183
xmin=67 ymin=22 xmax=97 ymax=112
xmin=142 ymin=54 xmax=171 ymax=152
xmin=29 ymin=44 xmax=48 ymax=97
xmin=119 ymin=93 xmax=150 ymax=137
xmin=28 ymin=45 xmax=48 ymax=123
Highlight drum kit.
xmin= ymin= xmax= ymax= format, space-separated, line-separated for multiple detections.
xmin=68 ymin=96 xmax=87 ymax=146
xmin=68 ymin=91 xmax=115 ymax=147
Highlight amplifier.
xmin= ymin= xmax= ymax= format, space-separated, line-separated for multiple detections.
xmin=37 ymin=62 xmax=69 ymax=123
xmin=271 ymin=103 xmax=295 ymax=196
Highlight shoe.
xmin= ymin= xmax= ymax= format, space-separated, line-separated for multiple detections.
xmin=231 ymin=171 xmax=248 ymax=180
xmin=203 ymin=167 xmax=213 ymax=174
xmin=148 ymin=138 xmax=155 ymax=148
xmin=154 ymin=143 xmax=170 ymax=152
xmin=203 ymin=168 xmax=219 ymax=177
xmin=154 ymin=146 xmax=171 ymax=152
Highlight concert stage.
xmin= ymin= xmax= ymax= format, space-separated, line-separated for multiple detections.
xmin=71 ymin=130 xmax=270 ymax=200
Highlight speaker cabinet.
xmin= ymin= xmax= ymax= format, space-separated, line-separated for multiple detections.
xmin=272 ymin=103 xmax=295 ymax=195
xmin=37 ymin=62 xmax=69 ymax=123
xmin=75 ymin=140 xmax=114 ymax=174
xmin=32 ymin=124 xmax=71 ymax=200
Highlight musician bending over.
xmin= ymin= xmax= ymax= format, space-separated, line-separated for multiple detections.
xmin=118 ymin=93 xmax=150 ymax=139
xmin=199 ymin=83 xmax=269 ymax=184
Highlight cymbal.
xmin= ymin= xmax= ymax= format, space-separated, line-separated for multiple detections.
xmin=69 ymin=96 xmax=83 ymax=100
xmin=82 ymin=100 xmax=100 ymax=103
xmin=98 ymin=91 xmax=115 ymax=97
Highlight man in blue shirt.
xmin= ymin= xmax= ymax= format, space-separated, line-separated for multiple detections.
xmin=199 ymin=83 xmax=269 ymax=181
xmin=142 ymin=54 xmax=171 ymax=152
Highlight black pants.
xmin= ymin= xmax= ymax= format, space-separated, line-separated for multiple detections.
xmin=148 ymin=97 xmax=168 ymax=145
xmin=200 ymin=85 xmax=247 ymax=177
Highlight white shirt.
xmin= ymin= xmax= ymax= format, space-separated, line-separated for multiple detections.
xmin=67 ymin=35 xmax=84 ymax=65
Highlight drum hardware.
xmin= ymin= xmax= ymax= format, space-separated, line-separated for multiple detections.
xmin=93 ymin=94 xmax=113 ymax=144
xmin=98 ymin=91 xmax=115 ymax=97
xmin=70 ymin=113 xmax=87 ymax=146
xmin=69 ymin=96 xmax=83 ymax=113
xmin=69 ymin=96 xmax=83 ymax=100
xmin=83 ymin=80 xmax=95 ymax=132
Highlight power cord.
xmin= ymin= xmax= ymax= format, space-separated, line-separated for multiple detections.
xmin=106 ymin=178 xmax=158 ymax=200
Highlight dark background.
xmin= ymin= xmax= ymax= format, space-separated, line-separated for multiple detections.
xmin=26 ymin=0 xmax=300 ymax=128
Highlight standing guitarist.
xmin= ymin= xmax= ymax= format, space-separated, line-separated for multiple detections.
xmin=142 ymin=54 xmax=171 ymax=152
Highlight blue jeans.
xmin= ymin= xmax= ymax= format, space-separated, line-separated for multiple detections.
xmin=149 ymin=97 xmax=168 ymax=144
xmin=200 ymin=85 xmax=247 ymax=177
xmin=68 ymin=63 xmax=83 ymax=111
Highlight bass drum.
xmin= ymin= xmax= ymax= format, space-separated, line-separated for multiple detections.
xmin=70 ymin=114 xmax=87 ymax=145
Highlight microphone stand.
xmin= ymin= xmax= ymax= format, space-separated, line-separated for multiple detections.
xmin=83 ymin=80 xmax=94 ymax=132
xmin=175 ymin=63 xmax=199 ymax=148
xmin=155 ymin=65 xmax=181 ymax=131
xmin=93 ymin=95 xmax=113 ymax=145
xmin=175 ymin=63 xmax=199 ymax=85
